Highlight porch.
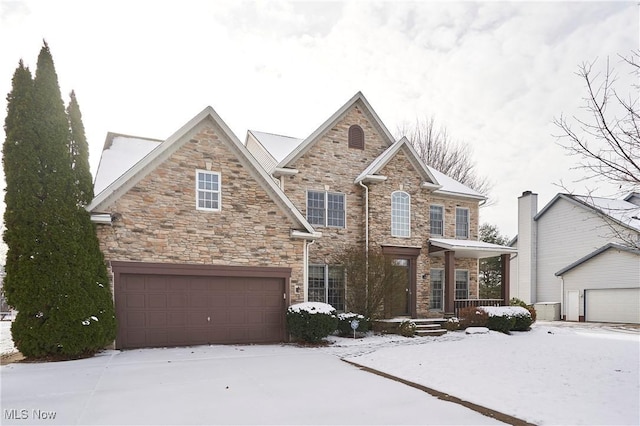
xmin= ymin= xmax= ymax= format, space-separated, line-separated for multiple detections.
xmin=429 ymin=238 xmax=517 ymax=317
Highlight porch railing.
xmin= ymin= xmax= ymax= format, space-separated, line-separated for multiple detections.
xmin=454 ymin=299 xmax=504 ymax=317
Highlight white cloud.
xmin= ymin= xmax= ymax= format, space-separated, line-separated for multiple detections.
xmin=0 ymin=0 xmax=637 ymax=243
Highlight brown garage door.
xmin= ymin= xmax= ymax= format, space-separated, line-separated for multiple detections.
xmin=112 ymin=262 xmax=290 ymax=349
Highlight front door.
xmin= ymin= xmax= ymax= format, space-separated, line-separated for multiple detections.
xmin=566 ymin=290 xmax=579 ymax=321
xmin=390 ymin=258 xmax=410 ymax=316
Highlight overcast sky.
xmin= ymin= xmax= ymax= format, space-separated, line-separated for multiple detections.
xmin=0 ymin=0 xmax=637 ymax=241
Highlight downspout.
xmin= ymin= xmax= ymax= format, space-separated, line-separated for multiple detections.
xmin=359 ymin=181 xmax=369 ymax=311
xmin=304 ymin=239 xmax=315 ymax=302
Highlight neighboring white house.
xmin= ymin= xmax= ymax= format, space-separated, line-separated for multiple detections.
xmin=511 ymin=191 xmax=640 ymax=324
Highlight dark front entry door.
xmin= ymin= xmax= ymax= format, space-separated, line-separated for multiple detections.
xmin=390 ymin=258 xmax=410 ymax=316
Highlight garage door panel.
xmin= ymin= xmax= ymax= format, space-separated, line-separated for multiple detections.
xmin=115 ymin=268 xmax=287 ymax=349
xmin=586 ymin=288 xmax=640 ymax=324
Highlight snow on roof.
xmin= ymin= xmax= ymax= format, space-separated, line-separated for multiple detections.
xmin=93 ymin=133 xmax=161 ymax=195
xmin=571 ymin=194 xmax=640 ymax=232
xmin=249 ymin=130 xmax=303 ymax=162
xmin=427 ymin=166 xmax=485 ymax=200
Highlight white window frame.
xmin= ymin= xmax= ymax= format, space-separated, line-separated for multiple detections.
xmin=391 ymin=191 xmax=411 ymax=237
xmin=195 ymin=169 xmax=221 ymax=211
xmin=455 ymin=269 xmax=469 ymax=300
xmin=455 ymin=207 xmax=469 ymax=239
xmin=306 ymin=190 xmax=346 ymax=228
xmin=429 ymin=268 xmax=444 ymax=310
xmin=308 ymin=264 xmax=345 ymax=311
xmin=430 ymin=204 xmax=444 ymax=236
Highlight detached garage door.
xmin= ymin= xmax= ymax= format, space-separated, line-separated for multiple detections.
xmin=585 ymin=288 xmax=640 ymax=324
xmin=112 ymin=262 xmax=290 ymax=349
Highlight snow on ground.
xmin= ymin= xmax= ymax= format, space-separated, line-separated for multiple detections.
xmin=1 ymin=320 xmax=16 ymax=355
xmin=333 ymin=322 xmax=640 ymax=426
xmin=1 ymin=321 xmax=638 ymax=425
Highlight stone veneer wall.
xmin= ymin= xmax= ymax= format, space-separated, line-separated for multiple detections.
xmin=96 ymin=125 xmax=306 ymax=303
xmin=283 ymin=102 xmax=390 ymax=263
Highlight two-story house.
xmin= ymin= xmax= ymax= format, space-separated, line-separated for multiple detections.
xmin=511 ymin=191 xmax=640 ymax=324
xmin=89 ymin=92 xmax=515 ymax=349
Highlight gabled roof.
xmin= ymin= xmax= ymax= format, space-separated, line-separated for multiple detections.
xmin=278 ymin=91 xmax=395 ymax=168
xmin=354 ymin=136 xmax=440 ymax=187
xmin=535 ymin=193 xmax=640 ymax=233
xmin=94 ymin=133 xmax=163 ymax=195
xmin=87 ymin=107 xmax=319 ymax=238
xmin=555 ymin=242 xmax=640 ymax=276
xmin=245 ymin=130 xmax=303 ymax=173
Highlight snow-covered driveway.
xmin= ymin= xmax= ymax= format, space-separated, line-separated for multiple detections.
xmin=1 ymin=344 xmax=501 ymax=425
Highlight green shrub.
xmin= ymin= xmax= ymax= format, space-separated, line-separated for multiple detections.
xmin=486 ymin=315 xmax=517 ymax=334
xmin=286 ymin=302 xmax=338 ymax=343
xmin=480 ymin=306 xmax=532 ymax=333
xmin=458 ymin=306 xmax=489 ymax=329
xmin=445 ymin=317 xmax=460 ymax=331
xmin=336 ymin=312 xmax=369 ymax=336
xmin=399 ymin=320 xmax=416 ymax=337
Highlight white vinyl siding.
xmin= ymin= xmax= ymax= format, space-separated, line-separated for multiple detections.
xmin=536 ymin=197 xmax=632 ymax=306
xmin=391 ymin=191 xmax=410 ymax=237
xmin=561 ymin=247 xmax=640 ymax=322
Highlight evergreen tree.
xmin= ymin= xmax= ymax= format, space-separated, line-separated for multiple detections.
xmin=3 ymin=43 xmax=115 ymax=359
xmin=67 ymin=90 xmax=94 ymax=205
xmin=479 ymin=224 xmax=509 ymax=299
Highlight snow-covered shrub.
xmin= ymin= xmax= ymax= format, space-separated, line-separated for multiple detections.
xmin=399 ymin=320 xmax=416 ymax=337
xmin=458 ymin=306 xmax=489 ymax=329
xmin=445 ymin=317 xmax=460 ymax=331
xmin=480 ymin=306 xmax=532 ymax=334
xmin=286 ymin=302 xmax=338 ymax=343
xmin=336 ymin=312 xmax=369 ymax=336
xmin=510 ymin=297 xmax=537 ymax=323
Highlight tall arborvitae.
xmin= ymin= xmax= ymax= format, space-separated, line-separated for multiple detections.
xmin=67 ymin=90 xmax=93 ymax=205
xmin=3 ymin=43 xmax=115 ymax=359
xmin=2 ymin=61 xmax=38 ymax=312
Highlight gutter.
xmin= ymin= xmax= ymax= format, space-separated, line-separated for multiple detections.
xmin=90 ymin=213 xmax=112 ymax=224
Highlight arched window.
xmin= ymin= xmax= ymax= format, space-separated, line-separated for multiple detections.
xmin=391 ymin=191 xmax=410 ymax=237
xmin=348 ymin=125 xmax=364 ymax=149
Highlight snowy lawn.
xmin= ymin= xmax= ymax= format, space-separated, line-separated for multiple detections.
xmin=1 ymin=321 xmax=638 ymax=425
xmin=335 ymin=322 xmax=640 ymax=426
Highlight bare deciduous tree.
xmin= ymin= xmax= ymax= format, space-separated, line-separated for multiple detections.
xmin=397 ymin=117 xmax=493 ymax=200
xmin=554 ymin=51 xmax=640 ymax=193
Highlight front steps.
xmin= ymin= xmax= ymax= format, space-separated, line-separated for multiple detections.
xmin=372 ymin=318 xmax=448 ymax=337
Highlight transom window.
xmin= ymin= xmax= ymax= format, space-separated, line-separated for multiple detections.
xmin=307 ymin=191 xmax=345 ymax=228
xmin=430 ymin=269 xmax=444 ymax=310
xmin=455 ymin=270 xmax=469 ymax=300
xmin=430 ymin=205 xmax=444 ymax=236
xmin=348 ymin=125 xmax=364 ymax=149
xmin=455 ymin=207 xmax=469 ymax=239
xmin=196 ymin=170 xmax=221 ymax=211
xmin=308 ymin=265 xmax=345 ymax=311
xmin=391 ymin=191 xmax=410 ymax=237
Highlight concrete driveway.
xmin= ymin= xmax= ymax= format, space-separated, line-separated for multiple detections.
xmin=1 ymin=344 xmax=503 ymax=425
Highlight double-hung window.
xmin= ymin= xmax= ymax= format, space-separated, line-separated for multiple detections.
xmin=430 ymin=269 xmax=444 ymax=310
xmin=308 ymin=265 xmax=345 ymax=311
xmin=391 ymin=191 xmax=410 ymax=237
xmin=455 ymin=207 xmax=469 ymax=238
xmin=196 ymin=170 xmax=221 ymax=211
xmin=307 ymin=191 xmax=345 ymax=228
xmin=430 ymin=205 xmax=444 ymax=236
xmin=455 ymin=270 xmax=469 ymax=299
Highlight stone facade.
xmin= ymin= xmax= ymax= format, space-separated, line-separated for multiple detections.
xmin=96 ymin=126 xmax=306 ymax=303
xmin=278 ymin=101 xmax=482 ymax=317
